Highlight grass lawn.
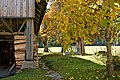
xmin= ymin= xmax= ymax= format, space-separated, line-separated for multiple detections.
xmin=1 ymin=53 xmax=120 ymax=80
xmin=40 ymin=54 xmax=120 ymax=80
xmin=1 ymin=69 xmax=51 ymax=80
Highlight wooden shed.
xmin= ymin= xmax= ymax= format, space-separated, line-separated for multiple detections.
xmin=0 ymin=0 xmax=40 ymax=71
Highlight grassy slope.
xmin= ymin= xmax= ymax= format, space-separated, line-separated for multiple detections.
xmin=40 ymin=54 xmax=120 ymax=80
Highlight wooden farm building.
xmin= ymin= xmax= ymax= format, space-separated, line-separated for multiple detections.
xmin=0 ymin=0 xmax=47 ymax=72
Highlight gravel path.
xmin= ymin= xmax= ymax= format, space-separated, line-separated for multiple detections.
xmin=40 ymin=60 xmax=63 ymax=80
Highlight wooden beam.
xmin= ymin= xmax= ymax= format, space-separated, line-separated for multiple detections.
xmin=13 ymin=32 xmax=24 ymax=35
xmin=0 ymin=18 xmax=13 ymax=33
xmin=18 ymin=19 xmax=26 ymax=32
xmin=0 ymin=32 xmax=24 ymax=35
xmin=25 ymin=19 xmax=34 ymax=60
xmin=0 ymin=32 xmax=13 ymax=35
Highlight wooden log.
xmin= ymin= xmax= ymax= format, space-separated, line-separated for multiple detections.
xmin=14 ymin=33 xmax=39 ymax=69
xmin=14 ymin=39 xmax=26 ymax=44
xmin=15 ymin=53 xmax=25 ymax=59
xmin=14 ymin=43 xmax=26 ymax=51
xmin=14 ymin=35 xmax=26 ymax=69
xmin=15 ymin=50 xmax=25 ymax=69
xmin=33 ymin=37 xmax=39 ymax=67
xmin=14 ymin=35 xmax=26 ymax=40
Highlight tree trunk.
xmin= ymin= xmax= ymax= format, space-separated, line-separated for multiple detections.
xmin=76 ymin=40 xmax=81 ymax=54
xmin=106 ymin=27 xmax=114 ymax=76
xmin=61 ymin=47 xmax=64 ymax=53
xmin=106 ymin=40 xmax=114 ymax=76
xmin=43 ymin=39 xmax=49 ymax=52
xmin=61 ymin=39 xmax=64 ymax=53
xmin=76 ymin=37 xmax=85 ymax=55
xmin=81 ymin=37 xmax=85 ymax=55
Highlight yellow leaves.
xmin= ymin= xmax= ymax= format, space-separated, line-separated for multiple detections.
xmin=114 ymin=3 xmax=120 ymax=8
xmin=100 ymin=19 xmax=108 ymax=28
xmin=83 ymin=35 xmax=86 ymax=40
xmin=114 ymin=0 xmax=120 ymax=4
xmin=91 ymin=31 xmax=95 ymax=35
xmin=36 ymin=0 xmax=40 ymax=3
xmin=39 ymin=0 xmax=120 ymax=49
xmin=110 ymin=37 xmax=114 ymax=43
xmin=116 ymin=23 xmax=120 ymax=31
xmin=111 ymin=15 xmax=116 ymax=21
xmin=69 ymin=77 xmax=74 ymax=80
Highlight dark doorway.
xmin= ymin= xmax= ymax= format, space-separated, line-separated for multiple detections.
xmin=0 ymin=41 xmax=16 ymax=78
xmin=0 ymin=41 xmax=15 ymax=65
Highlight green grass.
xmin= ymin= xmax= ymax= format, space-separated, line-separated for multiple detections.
xmin=40 ymin=54 xmax=120 ymax=80
xmin=1 ymin=69 xmax=51 ymax=80
xmin=1 ymin=53 xmax=120 ymax=80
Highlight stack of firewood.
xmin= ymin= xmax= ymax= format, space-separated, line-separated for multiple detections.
xmin=14 ymin=35 xmax=26 ymax=69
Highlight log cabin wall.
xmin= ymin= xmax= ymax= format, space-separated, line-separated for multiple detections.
xmin=0 ymin=0 xmax=37 ymax=69
xmin=0 ymin=0 xmax=35 ymax=18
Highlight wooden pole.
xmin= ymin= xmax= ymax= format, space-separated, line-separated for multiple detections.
xmin=25 ymin=19 xmax=34 ymax=61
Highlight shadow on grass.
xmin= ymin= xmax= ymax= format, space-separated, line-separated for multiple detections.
xmin=1 ymin=69 xmax=51 ymax=80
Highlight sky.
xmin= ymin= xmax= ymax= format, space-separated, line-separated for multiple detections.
xmin=46 ymin=0 xmax=54 ymax=9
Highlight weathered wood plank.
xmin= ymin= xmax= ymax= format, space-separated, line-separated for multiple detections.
xmin=9 ymin=0 xmax=14 ymax=16
xmin=16 ymin=0 xmax=20 ymax=17
xmin=1 ymin=0 xmax=4 ymax=16
xmin=20 ymin=0 xmax=23 ymax=17
xmin=7 ymin=0 xmax=10 ymax=16
xmin=3 ymin=0 xmax=8 ymax=16
xmin=26 ymin=0 xmax=29 ymax=17
xmin=23 ymin=0 xmax=27 ymax=17
xmin=0 ymin=0 xmax=1 ymax=16
xmin=13 ymin=0 xmax=17 ymax=16
xmin=29 ymin=0 xmax=35 ymax=17
xmin=0 ymin=0 xmax=35 ymax=18
xmin=26 ymin=19 xmax=34 ymax=60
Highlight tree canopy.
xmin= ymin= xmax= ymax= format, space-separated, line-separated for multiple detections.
xmin=39 ymin=0 xmax=120 ymax=76
xmin=41 ymin=0 xmax=120 ymax=50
